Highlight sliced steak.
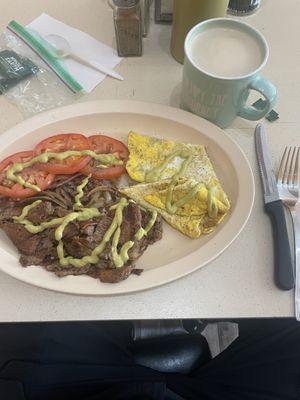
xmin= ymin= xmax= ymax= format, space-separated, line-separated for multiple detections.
xmin=36 ymin=231 xmax=58 ymax=259
xmin=20 ymin=255 xmax=44 ymax=267
xmin=63 ymin=213 xmax=114 ymax=259
xmin=43 ymin=261 xmax=134 ymax=283
xmin=0 ymin=177 xmax=163 ymax=284
xmin=95 ymin=264 xmax=135 ymax=283
xmin=80 ymin=221 xmax=98 ymax=237
xmin=45 ymin=262 xmax=93 ymax=277
xmin=0 ymin=196 xmax=17 ymax=210
xmin=0 ymin=222 xmax=39 ymax=255
xmin=0 ymin=205 xmax=22 ymax=221
xmin=19 ymin=230 xmax=57 ymax=265
xmin=119 ymin=202 xmax=142 ymax=245
xmin=64 ymin=237 xmax=94 ymax=258
xmin=84 ymin=213 xmax=114 ymax=244
xmin=27 ymin=201 xmax=54 ymax=224
xmin=142 ymin=212 xmax=163 ymax=244
xmin=127 ymin=212 xmax=163 ymax=261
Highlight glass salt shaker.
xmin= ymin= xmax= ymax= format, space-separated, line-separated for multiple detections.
xmin=112 ymin=0 xmax=143 ymax=57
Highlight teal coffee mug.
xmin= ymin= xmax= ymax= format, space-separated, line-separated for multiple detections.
xmin=181 ymin=18 xmax=277 ymax=128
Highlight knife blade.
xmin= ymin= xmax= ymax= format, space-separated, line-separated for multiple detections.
xmin=255 ymin=123 xmax=294 ymax=290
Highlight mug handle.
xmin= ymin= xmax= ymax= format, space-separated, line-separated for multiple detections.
xmin=238 ymin=75 xmax=277 ymax=121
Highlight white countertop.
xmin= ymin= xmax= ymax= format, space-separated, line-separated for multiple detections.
xmin=0 ymin=0 xmax=297 ymax=321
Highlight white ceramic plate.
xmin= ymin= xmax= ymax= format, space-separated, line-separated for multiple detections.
xmin=0 ymin=101 xmax=254 ymax=295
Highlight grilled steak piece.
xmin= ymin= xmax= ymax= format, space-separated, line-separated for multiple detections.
xmin=84 ymin=213 xmax=115 ymax=245
xmin=119 ymin=202 xmax=142 ymax=245
xmin=20 ymin=254 xmax=45 ymax=267
xmin=0 ymin=175 xmax=163 ymax=283
xmin=0 ymin=205 xmax=22 ymax=221
xmin=96 ymin=264 xmax=135 ymax=283
xmin=45 ymin=262 xmax=92 ymax=277
xmin=27 ymin=201 xmax=55 ymax=225
xmin=1 ymin=222 xmax=40 ymax=256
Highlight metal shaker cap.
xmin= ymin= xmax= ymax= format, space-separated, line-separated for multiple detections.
xmin=227 ymin=0 xmax=261 ymax=16
xmin=113 ymin=0 xmax=139 ymax=8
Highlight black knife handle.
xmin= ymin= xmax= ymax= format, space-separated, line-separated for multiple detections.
xmin=265 ymin=200 xmax=295 ymax=290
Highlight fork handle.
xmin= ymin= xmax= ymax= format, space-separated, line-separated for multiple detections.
xmin=265 ymin=200 xmax=295 ymax=290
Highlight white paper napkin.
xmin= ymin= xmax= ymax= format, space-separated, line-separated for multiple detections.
xmin=28 ymin=13 xmax=122 ymax=93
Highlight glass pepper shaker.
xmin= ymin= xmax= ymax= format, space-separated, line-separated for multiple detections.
xmin=112 ymin=0 xmax=143 ymax=57
xmin=227 ymin=0 xmax=261 ymax=15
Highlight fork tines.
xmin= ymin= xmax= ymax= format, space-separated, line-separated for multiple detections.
xmin=278 ymin=146 xmax=300 ymax=189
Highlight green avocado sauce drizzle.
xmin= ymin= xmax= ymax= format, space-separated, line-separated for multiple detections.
xmin=13 ymin=176 xmax=157 ymax=269
xmin=6 ymin=150 xmax=123 ymax=192
xmin=14 ymin=200 xmax=42 ymax=224
xmin=145 ymin=149 xmax=218 ymax=218
xmin=57 ymin=198 xmax=128 ymax=268
xmin=14 ymin=203 xmax=101 ymax=235
xmin=73 ymin=174 xmax=90 ymax=210
xmin=112 ymin=208 xmax=158 ymax=268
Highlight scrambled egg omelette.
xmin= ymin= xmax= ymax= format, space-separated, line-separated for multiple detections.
xmin=122 ymin=132 xmax=230 ymax=239
xmin=126 ymin=131 xmax=214 ymax=184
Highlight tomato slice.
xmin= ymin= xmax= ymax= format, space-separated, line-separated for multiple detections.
xmin=0 ymin=151 xmax=55 ymax=199
xmin=34 ymin=133 xmax=91 ymax=174
xmin=81 ymin=135 xmax=129 ymax=180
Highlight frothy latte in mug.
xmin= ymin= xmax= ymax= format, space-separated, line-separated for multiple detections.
xmin=181 ymin=19 xmax=276 ymax=128
xmin=189 ymin=26 xmax=265 ymax=78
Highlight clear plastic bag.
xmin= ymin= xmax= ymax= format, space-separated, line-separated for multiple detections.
xmin=0 ymin=20 xmax=84 ymax=117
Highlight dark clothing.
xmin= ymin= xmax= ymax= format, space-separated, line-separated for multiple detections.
xmin=0 ymin=319 xmax=299 ymax=400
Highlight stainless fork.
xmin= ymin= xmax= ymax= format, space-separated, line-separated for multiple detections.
xmin=277 ymin=146 xmax=300 ymax=319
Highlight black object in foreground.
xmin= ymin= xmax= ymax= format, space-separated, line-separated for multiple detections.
xmin=0 ymin=319 xmax=299 ymax=399
xmin=255 ymin=123 xmax=294 ymax=290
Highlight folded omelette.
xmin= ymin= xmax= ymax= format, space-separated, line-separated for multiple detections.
xmin=122 ymin=132 xmax=230 ymax=238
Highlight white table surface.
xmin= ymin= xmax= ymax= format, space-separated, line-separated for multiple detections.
xmin=0 ymin=0 xmax=297 ymax=322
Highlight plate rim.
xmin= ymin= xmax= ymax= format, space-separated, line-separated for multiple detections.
xmin=0 ymin=100 xmax=255 ymax=296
